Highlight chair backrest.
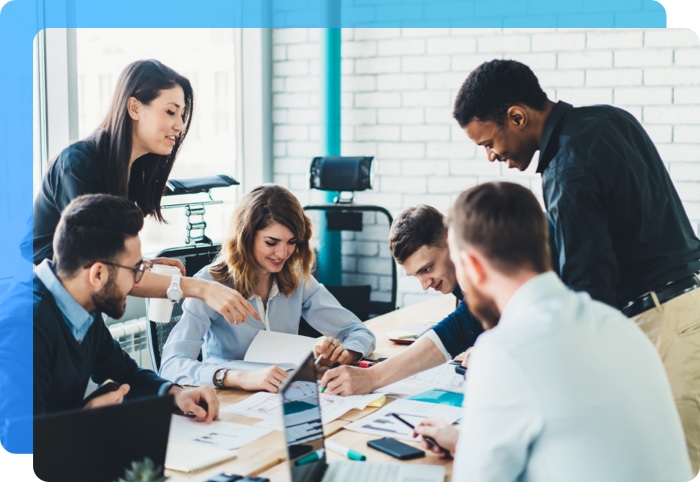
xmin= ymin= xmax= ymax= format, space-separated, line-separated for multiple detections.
xmin=303 ymin=204 xmax=397 ymax=321
xmin=146 ymin=244 xmax=221 ymax=371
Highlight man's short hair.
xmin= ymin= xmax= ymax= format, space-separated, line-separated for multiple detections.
xmin=53 ymin=194 xmax=144 ymax=277
xmin=453 ymin=59 xmax=548 ymax=127
xmin=447 ymin=182 xmax=551 ymax=274
xmin=389 ymin=205 xmax=446 ymax=264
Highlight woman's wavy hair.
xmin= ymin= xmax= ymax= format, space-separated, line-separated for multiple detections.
xmin=209 ymin=185 xmax=314 ymax=298
xmin=89 ymin=59 xmax=194 ymax=222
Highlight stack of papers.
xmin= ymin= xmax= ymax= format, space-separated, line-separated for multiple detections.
xmin=374 ymin=362 xmax=465 ymax=398
xmin=222 ymin=389 xmax=386 ymax=426
xmin=165 ymin=415 xmax=272 ymax=473
xmin=344 ymin=399 xmax=462 ymax=441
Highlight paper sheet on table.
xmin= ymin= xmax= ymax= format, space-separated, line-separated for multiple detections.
xmin=168 ymin=414 xmax=272 ymax=450
xmin=244 ymin=331 xmax=318 ymax=367
xmin=374 ymin=362 xmax=465 ymax=398
xmin=165 ymin=441 xmax=238 ymax=473
xmin=344 ymin=399 xmax=462 ymax=441
xmin=222 ymin=389 xmax=387 ymax=427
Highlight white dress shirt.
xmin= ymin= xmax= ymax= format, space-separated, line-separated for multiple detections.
xmin=453 ymin=272 xmax=691 ymax=482
xmin=160 ymin=266 xmax=376 ymax=386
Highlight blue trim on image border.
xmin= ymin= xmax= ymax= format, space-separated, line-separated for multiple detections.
xmin=0 ymin=0 xmax=666 ymax=456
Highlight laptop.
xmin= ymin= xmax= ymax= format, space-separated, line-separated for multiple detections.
xmin=34 ymin=395 xmax=173 ymax=482
xmin=280 ymin=353 xmax=445 ymax=482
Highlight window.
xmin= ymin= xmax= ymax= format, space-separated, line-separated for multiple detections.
xmin=35 ymin=28 xmax=243 ymax=256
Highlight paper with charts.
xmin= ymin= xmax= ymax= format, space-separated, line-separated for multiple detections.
xmin=222 ymin=389 xmax=386 ymax=426
xmin=168 ymin=414 xmax=272 ymax=450
xmin=344 ymin=399 xmax=462 ymax=441
xmin=374 ymin=362 xmax=465 ymax=398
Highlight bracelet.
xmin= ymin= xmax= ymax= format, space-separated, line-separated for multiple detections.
xmin=166 ymin=383 xmax=184 ymax=394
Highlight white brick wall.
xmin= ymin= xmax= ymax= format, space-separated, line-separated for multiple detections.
xmin=272 ymin=28 xmax=700 ymax=309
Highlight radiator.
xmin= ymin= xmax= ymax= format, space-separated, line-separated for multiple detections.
xmin=108 ymin=317 xmax=154 ymax=371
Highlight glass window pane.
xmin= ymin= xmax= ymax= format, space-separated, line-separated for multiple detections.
xmin=75 ymin=28 xmax=239 ymax=255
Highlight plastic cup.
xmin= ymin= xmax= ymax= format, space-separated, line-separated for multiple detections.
xmin=148 ymin=264 xmax=182 ymax=323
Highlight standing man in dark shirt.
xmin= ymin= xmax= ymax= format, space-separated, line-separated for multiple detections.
xmin=34 ymin=193 xmax=219 ymax=420
xmin=452 ymin=58 xmax=700 ymax=472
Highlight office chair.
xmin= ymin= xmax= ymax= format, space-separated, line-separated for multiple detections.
xmin=302 ymin=156 xmax=397 ymax=335
xmin=146 ymin=175 xmax=237 ymax=371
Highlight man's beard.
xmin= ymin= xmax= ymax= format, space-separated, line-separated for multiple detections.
xmin=92 ymin=276 xmax=127 ymax=319
xmin=462 ymin=276 xmax=501 ymax=330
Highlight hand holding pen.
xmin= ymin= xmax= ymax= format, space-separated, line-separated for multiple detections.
xmin=390 ymin=413 xmax=452 ymax=458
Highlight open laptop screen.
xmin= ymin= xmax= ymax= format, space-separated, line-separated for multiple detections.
xmin=281 ymin=352 xmax=327 ymax=482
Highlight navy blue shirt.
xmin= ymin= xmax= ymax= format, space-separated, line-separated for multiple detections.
xmin=538 ymin=101 xmax=700 ymax=308
xmin=431 ymin=287 xmax=483 ymax=358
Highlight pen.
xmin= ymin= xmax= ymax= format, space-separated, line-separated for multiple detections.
xmin=294 ymin=448 xmax=325 ymax=466
xmin=325 ymin=440 xmax=366 ymax=461
xmin=390 ymin=412 xmax=442 ymax=449
xmin=396 ymin=334 xmax=418 ymax=340
xmin=357 ymin=360 xmax=378 ymax=368
xmin=314 ymin=353 xmax=324 ymax=369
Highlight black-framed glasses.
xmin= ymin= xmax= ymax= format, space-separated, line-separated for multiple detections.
xmin=84 ymin=259 xmax=153 ymax=283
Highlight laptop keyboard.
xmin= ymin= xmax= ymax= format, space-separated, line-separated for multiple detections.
xmin=324 ymin=461 xmax=399 ymax=482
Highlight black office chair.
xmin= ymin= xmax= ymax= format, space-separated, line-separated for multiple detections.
xmin=146 ymin=175 xmax=237 ymax=371
xmin=301 ymin=156 xmax=397 ymax=336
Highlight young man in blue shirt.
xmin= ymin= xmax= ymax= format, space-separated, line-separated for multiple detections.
xmin=321 ymin=204 xmax=483 ymax=395
xmin=34 ymin=194 xmax=218 ymax=421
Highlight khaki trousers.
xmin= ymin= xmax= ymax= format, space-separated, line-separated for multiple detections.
xmin=633 ymin=280 xmax=700 ymax=475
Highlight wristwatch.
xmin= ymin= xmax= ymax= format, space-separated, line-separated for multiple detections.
xmin=213 ymin=368 xmax=228 ymax=388
xmin=166 ymin=275 xmax=183 ymax=304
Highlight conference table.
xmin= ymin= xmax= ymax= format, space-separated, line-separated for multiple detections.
xmin=166 ymin=293 xmax=458 ymax=482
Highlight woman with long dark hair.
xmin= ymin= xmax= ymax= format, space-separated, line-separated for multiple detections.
xmin=33 ymin=59 xmax=258 ymax=324
xmin=160 ymin=184 xmax=376 ymax=392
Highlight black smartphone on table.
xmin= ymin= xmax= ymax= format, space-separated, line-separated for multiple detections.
xmin=367 ymin=437 xmax=425 ymax=460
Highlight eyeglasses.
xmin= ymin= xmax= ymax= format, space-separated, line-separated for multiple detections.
xmin=85 ymin=259 xmax=153 ymax=283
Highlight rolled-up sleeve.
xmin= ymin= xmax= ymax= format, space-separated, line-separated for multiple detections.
xmin=301 ymin=277 xmax=376 ymax=356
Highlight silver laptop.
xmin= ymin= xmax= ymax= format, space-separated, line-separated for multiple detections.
xmin=280 ymin=353 xmax=445 ymax=482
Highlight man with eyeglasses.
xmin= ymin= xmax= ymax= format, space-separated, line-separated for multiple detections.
xmin=33 ymin=193 xmax=219 ymax=421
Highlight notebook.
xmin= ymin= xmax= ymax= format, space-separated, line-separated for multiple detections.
xmin=34 ymin=395 xmax=173 ymax=482
xmin=165 ymin=440 xmax=238 ymax=473
xmin=280 ymin=352 xmax=445 ymax=482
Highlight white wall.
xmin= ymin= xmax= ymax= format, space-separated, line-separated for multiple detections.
xmin=271 ymin=28 xmax=700 ymax=308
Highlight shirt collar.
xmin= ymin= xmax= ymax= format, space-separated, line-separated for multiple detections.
xmin=34 ymin=259 xmax=96 ymax=333
xmin=250 ymin=278 xmax=280 ymax=301
xmin=536 ymin=101 xmax=573 ymax=174
xmin=498 ymin=272 xmax=566 ymax=329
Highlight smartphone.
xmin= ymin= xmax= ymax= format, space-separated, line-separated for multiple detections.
xmin=367 ymin=437 xmax=425 ymax=460
xmin=389 ymin=412 xmax=443 ymax=450
xmin=83 ymin=380 xmax=120 ymax=405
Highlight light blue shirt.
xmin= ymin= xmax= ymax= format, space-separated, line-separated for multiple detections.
xmin=160 ymin=267 xmax=376 ymax=386
xmin=34 ymin=259 xmax=95 ymax=343
xmin=454 ymin=272 xmax=691 ymax=482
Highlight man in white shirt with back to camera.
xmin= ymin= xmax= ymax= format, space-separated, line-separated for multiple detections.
xmin=414 ymin=181 xmax=692 ymax=482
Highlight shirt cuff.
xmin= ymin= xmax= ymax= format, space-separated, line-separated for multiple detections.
xmin=158 ymin=382 xmax=173 ymax=396
xmin=425 ymin=329 xmax=452 ymax=362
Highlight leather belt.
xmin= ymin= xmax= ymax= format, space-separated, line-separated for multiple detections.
xmin=621 ymin=272 xmax=700 ymax=318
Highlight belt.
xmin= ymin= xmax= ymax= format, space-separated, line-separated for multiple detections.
xmin=621 ymin=272 xmax=700 ymax=318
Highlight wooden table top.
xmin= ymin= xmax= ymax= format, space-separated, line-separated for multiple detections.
xmin=165 ymin=294 xmax=457 ymax=482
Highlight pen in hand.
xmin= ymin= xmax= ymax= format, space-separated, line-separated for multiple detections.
xmin=390 ymin=412 xmax=444 ymax=451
